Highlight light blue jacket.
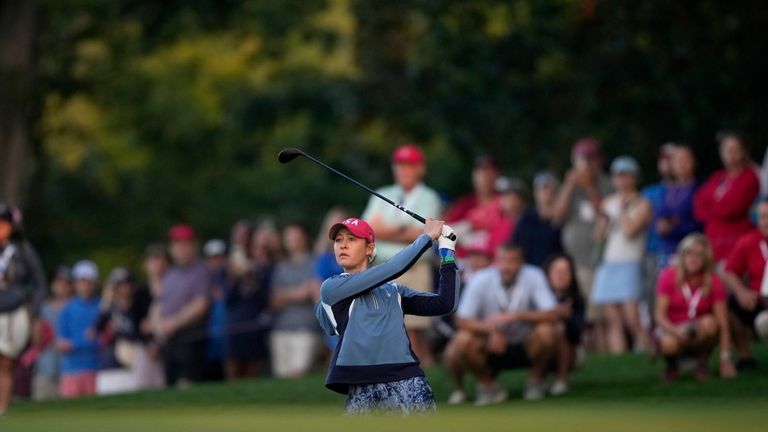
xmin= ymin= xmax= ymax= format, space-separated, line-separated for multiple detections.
xmin=315 ymin=234 xmax=459 ymax=394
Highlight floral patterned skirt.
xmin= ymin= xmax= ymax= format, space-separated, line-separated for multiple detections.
xmin=345 ymin=376 xmax=436 ymax=415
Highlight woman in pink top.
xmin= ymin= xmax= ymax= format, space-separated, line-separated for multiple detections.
xmin=693 ymin=131 xmax=759 ymax=262
xmin=655 ymin=233 xmax=736 ymax=381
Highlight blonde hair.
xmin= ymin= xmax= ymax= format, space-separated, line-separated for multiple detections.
xmin=675 ymin=233 xmax=714 ymax=295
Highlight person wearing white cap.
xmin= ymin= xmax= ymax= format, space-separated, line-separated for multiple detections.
xmin=56 ymin=259 xmax=102 ymax=398
xmin=592 ymin=156 xmax=653 ymax=354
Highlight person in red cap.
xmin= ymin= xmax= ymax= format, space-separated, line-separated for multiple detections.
xmin=155 ymin=223 xmax=212 ymax=387
xmin=315 ymin=217 xmax=459 ymax=414
xmin=552 ymin=137 xmax=612 ymax=352
xmin=362 ymin=144 xmax=442 ymax=366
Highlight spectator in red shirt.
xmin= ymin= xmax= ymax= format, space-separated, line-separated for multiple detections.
xmin=722 ymin=200 xmax=768 ymax=369
xmin=444 ymin=156 xmax=502 ymax=259
xmin=655 ymin=233 xmax=736 ymax=381
xmin=693 ymin=131 xmax=759 ymax=262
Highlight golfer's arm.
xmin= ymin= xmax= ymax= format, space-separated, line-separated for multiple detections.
xmin=401 ymin=263 xmax=460 ymax=316
xmin=321 ymin=234 xmax=433 ymax=304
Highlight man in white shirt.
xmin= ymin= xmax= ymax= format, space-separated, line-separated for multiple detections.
xmin=362 ymin=144 xmax=442 ymax=366
xmin=444 ymin=243 xmax=559 ymax=404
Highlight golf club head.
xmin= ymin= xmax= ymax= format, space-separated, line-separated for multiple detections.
xmin=277 ymin=148 xmax=305 ymax=164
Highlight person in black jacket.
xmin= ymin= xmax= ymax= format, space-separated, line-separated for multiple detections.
xmin=543 ymin=253 xmax=586 ymax=396
xmin=0 ymin=202 xmax=46 ymax=414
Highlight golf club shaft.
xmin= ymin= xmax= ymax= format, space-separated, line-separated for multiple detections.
xmin=298 ymin=152 xmax=427 ymax=225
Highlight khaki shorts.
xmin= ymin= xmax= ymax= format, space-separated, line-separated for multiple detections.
xmin=396 ymin=261 xmax=434 ymax=331
xmin=269 ymin=330 xmax=322 ymax=378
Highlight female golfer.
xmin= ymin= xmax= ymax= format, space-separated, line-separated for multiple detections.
xmin=315 ymin=216 xmax=458 ymax=414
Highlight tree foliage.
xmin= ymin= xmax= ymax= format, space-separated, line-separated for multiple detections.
xmin=17 ymin=0 xmax=768 ymax=270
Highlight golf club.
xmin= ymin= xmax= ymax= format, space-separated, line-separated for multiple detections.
xmin=277 ymin=147 xmax=457 ymax=241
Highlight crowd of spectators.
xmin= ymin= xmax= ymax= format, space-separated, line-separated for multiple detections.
xmin=2 ymin=134 xmax=768 ymax=409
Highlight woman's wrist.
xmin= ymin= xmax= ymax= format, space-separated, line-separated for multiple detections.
xmin=439 ymin=248 xmax=456 ymax=265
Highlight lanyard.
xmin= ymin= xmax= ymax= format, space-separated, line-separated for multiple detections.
xmin=760 ymin=240 xmax=768 ymax=261
xmin=495 ymin=278 xmax=522 ymax=313
xmin=681 ymin=283 xmax=704 ymax=320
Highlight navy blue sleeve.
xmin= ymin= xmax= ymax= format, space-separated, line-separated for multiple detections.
xmin=400 ymin=262 xmax=459 ymax=316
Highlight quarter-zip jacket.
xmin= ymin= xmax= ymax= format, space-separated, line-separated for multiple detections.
xmin=315 ymin=234 xmax=459 ymax=394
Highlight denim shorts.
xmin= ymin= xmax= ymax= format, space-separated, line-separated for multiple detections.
xmin=345 ymin=376 xmax=436 ymax=415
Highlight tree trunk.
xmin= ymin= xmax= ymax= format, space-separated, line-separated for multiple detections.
xmin=0 ymin=0 xmax=38 ymax=206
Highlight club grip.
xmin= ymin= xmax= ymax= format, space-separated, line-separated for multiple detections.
xmin=406 ymin=210 xmax=457 ymax=241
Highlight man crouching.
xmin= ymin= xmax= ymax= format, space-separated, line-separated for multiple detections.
xmin=444 ymin=242 xmax=560 ymax=404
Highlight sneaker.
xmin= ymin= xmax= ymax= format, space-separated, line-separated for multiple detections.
xmin=523 ymin=381 xmax=546 ymax=401
xmin=474 ymin=383 xmax=508 ymax=406
xmin=549 ymin=380 xmax=569 ymax=396
xmin=447 ymin=390 xmax=467 ymax=405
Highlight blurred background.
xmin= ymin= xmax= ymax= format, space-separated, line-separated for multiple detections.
xmin=2 ymin=0 xmax=768 ymax=270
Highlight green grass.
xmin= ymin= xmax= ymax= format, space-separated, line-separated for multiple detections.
xmin=4 ymin=346 xmax=768 ymax=431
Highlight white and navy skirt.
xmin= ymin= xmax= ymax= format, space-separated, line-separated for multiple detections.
xmin=345 ymin=376 xmax=436 ymax=415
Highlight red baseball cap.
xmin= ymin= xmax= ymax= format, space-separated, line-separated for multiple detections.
xmin=392 ymin=144 xmax=425 ymax=164
xmin=571 ymin=137 xmax=600 ymax=158
xmin=168 ymin=224 xmax=196 ymax=241
xmin=328 ymin=218 xmax=375 ymax=243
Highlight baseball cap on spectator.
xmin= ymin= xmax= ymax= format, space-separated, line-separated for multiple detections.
xmin=495 ymin=176 xmax=528 ymax=197
xmin=610 ymin=156 xmax=641 ymax=177
xmin=533 ymin=171 xmax=559 ymax=188
xmin=392 ymin=144 xmax=425 ymax=164
xmin=72 ymin=260 xmax=99 ymax=281
xmin=108 ymin=267 xmax=133 ymax=285
xmin=571 ymin=137 xmax=600 ymax=159
xmin=168 ymin=224 xmax=196 ymax=242
xmin=203 ymin=239 xmax=227 ymax=257
xmin=474 ymin=155 xmax=500 ymax=170
xmin=328 ymin=217 xmax=376 ymax=243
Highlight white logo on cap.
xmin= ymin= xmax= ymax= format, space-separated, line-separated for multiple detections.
xmin=344 ymin=218 xmax=359 ymax=226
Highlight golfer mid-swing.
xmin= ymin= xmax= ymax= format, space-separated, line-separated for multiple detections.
xmin=315 ymin=216 xmax=459 ymax=414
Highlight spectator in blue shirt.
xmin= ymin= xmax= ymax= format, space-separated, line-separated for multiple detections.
xmin=656 ymin=144 xmax=702 ymax=264
xmin=56 ymin=260 xmax=102 ymax=399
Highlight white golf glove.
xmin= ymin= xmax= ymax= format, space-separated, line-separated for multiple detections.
xmin=438 ymin=224 xmax=457 ymax=251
